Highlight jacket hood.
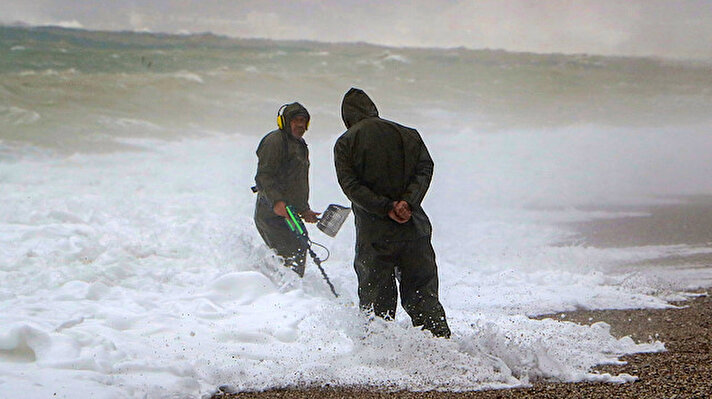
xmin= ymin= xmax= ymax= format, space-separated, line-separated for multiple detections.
xmin=341 ymin=88 xmax=379 ymax=129
xmin=281 ymin=102 xmax=310 ymax=134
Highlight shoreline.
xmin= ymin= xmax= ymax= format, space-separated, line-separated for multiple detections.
xmin=215 ymin=198 xmax=712 ymax=398
xmin=214 ymin=293 xmax=711 ymax=399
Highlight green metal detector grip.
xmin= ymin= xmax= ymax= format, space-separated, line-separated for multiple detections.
xmin=284 ymin=205 xmax=306 ymax=237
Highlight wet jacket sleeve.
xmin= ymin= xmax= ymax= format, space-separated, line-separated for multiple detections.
xmin=334 ymin=136 xmax=393 ymax=217
xmin=402 ymin=140 xmax=434 ymax=208
xmin=255 ymin=134 xmax=286 ymax=205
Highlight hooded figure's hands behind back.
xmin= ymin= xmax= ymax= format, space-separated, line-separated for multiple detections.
xmin=388 ymin=201 xmax=412 ymax=224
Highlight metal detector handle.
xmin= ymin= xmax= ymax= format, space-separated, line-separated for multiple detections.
xmin=284 ymin=205 xmax=307 ymax=237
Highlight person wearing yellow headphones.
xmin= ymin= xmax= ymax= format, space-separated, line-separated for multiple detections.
xmin=253 ymin=102 xmax=320 ymax=277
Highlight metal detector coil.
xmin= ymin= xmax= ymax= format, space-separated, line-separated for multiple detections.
xmin=317 ymin=204 xmax=351 ymax=237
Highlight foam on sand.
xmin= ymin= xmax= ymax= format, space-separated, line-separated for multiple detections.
xmin=3 ymin=131 xmax=709 ymax=398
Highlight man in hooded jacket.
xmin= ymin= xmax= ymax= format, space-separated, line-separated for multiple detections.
xmin=333 ymin=88 xmax=451 ymax=338
xmin=254 ymin=102 xmax=320 ymax=277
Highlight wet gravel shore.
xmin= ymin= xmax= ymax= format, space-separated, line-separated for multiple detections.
xmin=214 ymin=294 xmax=711 ymax=399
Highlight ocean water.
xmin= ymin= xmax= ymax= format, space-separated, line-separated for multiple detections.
xmin=1 ymin=26 xmax=712 ymax=398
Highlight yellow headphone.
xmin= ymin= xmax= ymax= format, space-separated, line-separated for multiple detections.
xmin=276 ymin=104 xmax=288 ymax=130
xmin=277 ymin=103 xmax=310 ymax=130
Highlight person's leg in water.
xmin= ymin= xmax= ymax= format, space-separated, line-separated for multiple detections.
xmin=254 ymin=199 xmax=308 ymax=277
xmin=397 ymin=237 xmax=451 ymax=338
xmin=282 ymin=247 xmax=307 ymax=277
xmin=353 ymin=240 xmax=398 ymax=320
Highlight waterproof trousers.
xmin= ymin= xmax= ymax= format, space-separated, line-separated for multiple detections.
xmin=355 ymin=236 xmax=451 ymax=338
xmin=254 ymin=198 xmax=307 ymax=277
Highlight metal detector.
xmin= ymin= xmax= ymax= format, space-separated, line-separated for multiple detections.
xmin=284 ymin=206 xmax=339 ymax=297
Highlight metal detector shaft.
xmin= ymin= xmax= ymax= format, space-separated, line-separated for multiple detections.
xmin=285 ymin=205 xmax=338 ymax=297
xmin=308 ymin=247 xmax=338 ymax=297
xmin=296 ymin=236 xmax=338 ymax=297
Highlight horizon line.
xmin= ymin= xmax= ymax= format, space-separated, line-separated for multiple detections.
xmin=2 ymin=22 xmax=709 ymax=63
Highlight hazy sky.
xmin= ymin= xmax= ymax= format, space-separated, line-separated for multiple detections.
xmin=2 ymin=0 xmax=711 ymax=59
